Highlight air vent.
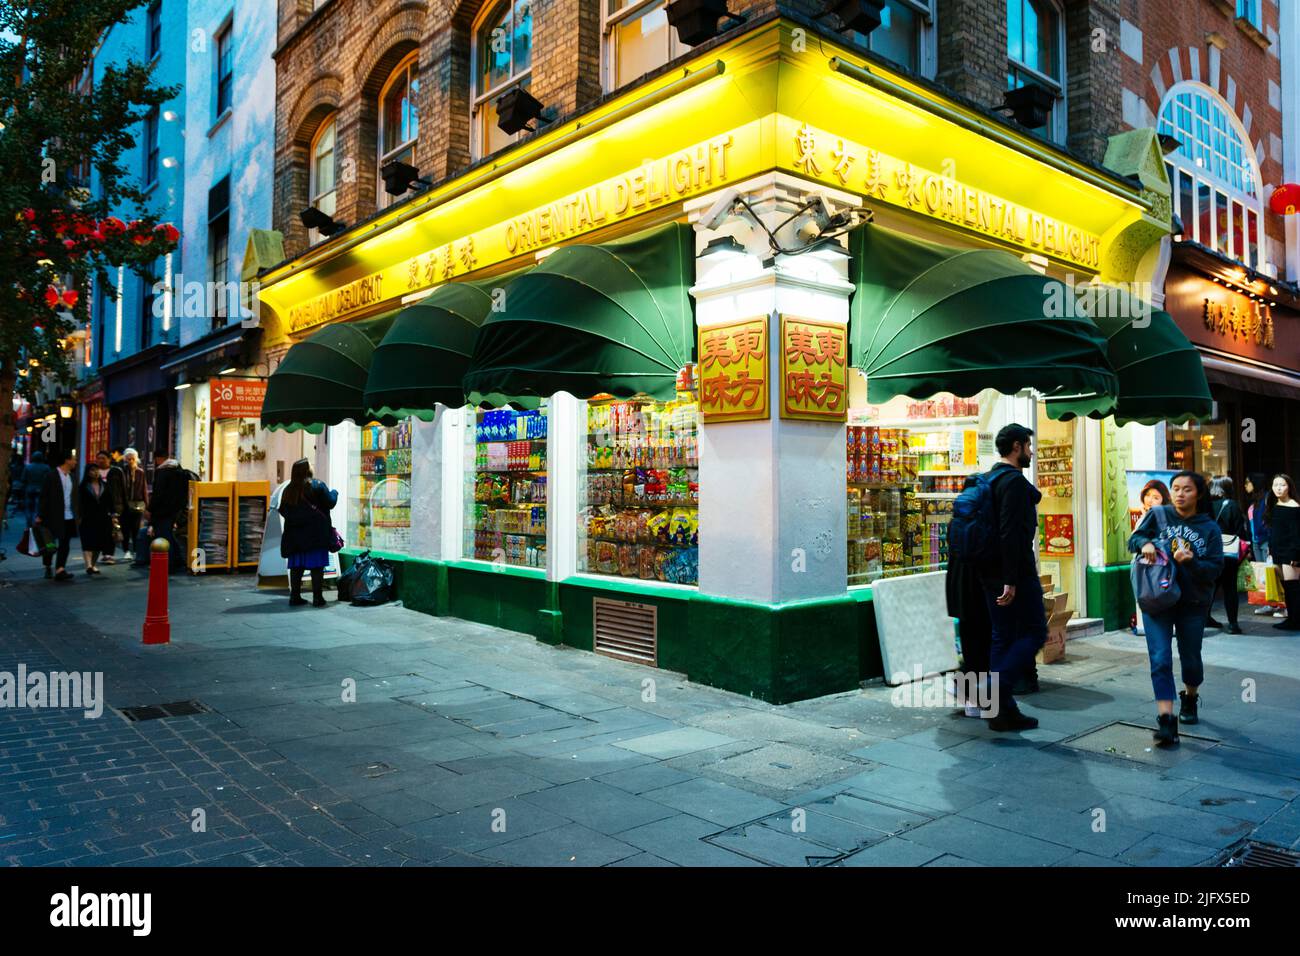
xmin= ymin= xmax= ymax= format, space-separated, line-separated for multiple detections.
xmin=593 ymin=598 xmax=658 ymax=666
xmin=116 ymin=700 xmax=210 ymax=722
xmin=1219 ymin=840 xmax=1300 ymax=868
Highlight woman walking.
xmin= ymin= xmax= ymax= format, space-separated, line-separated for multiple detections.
xmin=1265 ymin=474 xmax=1300 ymax=631
xmin=1244 ymin=473 xmax=1275 ymax=617
xmin=1130 ymin=471 xmax=1224 ymax=746
xmin=1206 ymin=476 xmax=1247 ymax=634
xmin=77 ymin=459 xmax=114 ymax=575
xmin=119 ymin=448 xmax=149 ymax=561
xmin=1133 ymin=479 xmax=1171 ymax=637
xmin=278 ymin=458 xmax=338 ymax=607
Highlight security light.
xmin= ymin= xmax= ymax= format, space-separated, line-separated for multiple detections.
xmin=299 ymin=206 xmax=346 ymax=236
xmin=1001 ymin=82 xmax=1056 ymax=130
xmin=496 ymin=87 xmax=549 ymax=136
xmin=381 ymin=160 xmax=433 ymax=197
xmin=822 ymin=0 xmax=887 ymax=35
xmin=665 ymin=0 xmax=745 ymax=48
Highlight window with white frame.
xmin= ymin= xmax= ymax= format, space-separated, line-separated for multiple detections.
xmin=603 ymin=0 xmax=689 ymax=92
xmin=1159 ymin=82 xmax=1263 ymax=268
xmin=1236 ymin=0 xmax=1261 ymax=29
xmin=472 ymin=0 xmax=532 ymax=160
xmin=377 ymin=54 xmax=419 ymax=207
xmin=851 ymin=0 xmax=936 ymax=77
xmin=1006 ymin=0 xmax=1066 ymax=143
xmin=308 ymin=115 xmax=337 ymax=244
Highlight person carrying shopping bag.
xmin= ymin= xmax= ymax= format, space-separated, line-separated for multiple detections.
xmin=1265 ymin=474 xmax=1300 ymax=631
xmin=1129 ymin=471 xmax=1224 ymax=747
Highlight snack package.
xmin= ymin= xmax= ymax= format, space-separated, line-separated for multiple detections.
xmin=638 ymin=545 xmax=656 ymax=579
xmin=618 ymin=543 xmax=637 ymax=577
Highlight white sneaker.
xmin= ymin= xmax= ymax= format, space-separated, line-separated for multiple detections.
xmin=1255 ymin=606 xmax=1276 ymax=615
xmin=1274 ymin=611 xmax=1288 ymax=619
xmin=964 ymin=704 xmax=984 ymax=718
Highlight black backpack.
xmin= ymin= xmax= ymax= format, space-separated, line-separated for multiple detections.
xmin=949 ymin=471 xmax=1001 ymax=564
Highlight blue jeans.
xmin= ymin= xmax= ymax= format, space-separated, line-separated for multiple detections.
xmin=982 ymin=573 xmax=1048 ymax=714
xmin=1143 ymin=603 xmax=1206 ymax=701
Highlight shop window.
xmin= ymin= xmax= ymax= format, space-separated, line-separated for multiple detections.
xmin=579 ymin=385 xmax=700 ymax=587
xmin=603 ymin=0 xmax=690 ymax=92
xmin=350 ymin=420 xmax=413 ymax=553
xmin=377 ymin=54 xmax=420 ymax=208
xmin=1158 ymin=82 xmax=1263 ymax=268
xmin=308 ymin=116 xmax=337 ymax=245
xmin=1033 ymin=402 xmax=1079 ymax=613
xmin=472 ymin=0 xmax=532 ymax=160
xmin=1006 ymin=0 xmax=1065 ymax=144
xmin=1167 ymin=417 xmax=1230 ymax=479
xmin=846 ymin=389 xmax=988 ymax=585
xmin=465 ymin=405 xmax=548 ymax=568
xmin=851 ymin=0 xmax=935 ymax=77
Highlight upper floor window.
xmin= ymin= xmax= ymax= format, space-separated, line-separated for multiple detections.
xmin=309 ymin=116 xmax=337 ymax=243
xmin=1236 ymin=0 xmax=1261 ymax=28
xmin=143 ymin=108 xmax=160 ymax=185
xmin=209 ymin=175 xmax=231 ymax=325
xmin=852 ymin=0 xmax=936 ymax=77
xmin=472 ymin=0 xmax=532 ymax=160
xmin=603 ymin=0 xmax=689 ymax=92
xmin=215 ymin=24 xmax=234 ymax=117
xmin=1159 ymin=82 xmax=1263 ymax=269
xmin=1006 ymin=0 xmax=1065 ymax=143
xmin=146 ymin=1 xmax=161 ymax=60
xmin=378 ymin=54 xmax=419 ymax=207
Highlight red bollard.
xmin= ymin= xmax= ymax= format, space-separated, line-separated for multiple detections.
xmin=142 ymin=537 xmax=171 ymax=645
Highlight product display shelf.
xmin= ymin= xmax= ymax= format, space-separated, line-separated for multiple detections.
xmin=871 ymin=415 xmax=979 ymax=429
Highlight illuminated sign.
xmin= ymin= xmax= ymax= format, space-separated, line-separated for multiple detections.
xmin=288 ymin=273 xmax=385 ymax=333
xmin=780 ymin=315 xmax=847 ymax=421
xmin=211 ymin=379 xmax=269 ymax=419
xmin=1203 ymin=297 xmax=1275 ymax=349
xmin=699 ymin=317 xmax=769 ymax=422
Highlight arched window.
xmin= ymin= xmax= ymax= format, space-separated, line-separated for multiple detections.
xmin=472 ymin=0 xmax=532 ymax=160
xmin=377 ymin=54 xmax=419 ymax=207
xmin=1006 ymin=0 xmax=1065 ymax=143
xmin=308 ymin=115 xmax=337 ymax=244
xmin=1159 ymin=83 xmax=1263 ymax=268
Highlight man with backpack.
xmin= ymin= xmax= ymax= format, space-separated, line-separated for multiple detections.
xmin=948 ymin=423 xmax=1045 ymax=731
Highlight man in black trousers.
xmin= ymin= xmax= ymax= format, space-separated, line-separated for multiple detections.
xmin=34 ymin=449 xmax=79 ymax=581
xmin=978 ymin=423 xmax=1047 ymax=731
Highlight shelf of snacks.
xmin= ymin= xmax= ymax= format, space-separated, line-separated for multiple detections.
xmin=350 ymin=421 xmax=413 ymax=553
xmin=1036 ymin=439 xmax=1074 ymax=498
xmin=580 ymin=393 xmax=700 ymax=586
xmin=466 ymin=408 xmax=549 ymax=568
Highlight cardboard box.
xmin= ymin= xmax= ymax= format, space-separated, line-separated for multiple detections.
xmin=1037 ymin=590 xmax=1073 ymax=664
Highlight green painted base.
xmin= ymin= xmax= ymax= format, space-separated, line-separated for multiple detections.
xmin=339 ymin=549 xmax=882 ymax=704
xmin=1086 ymin=563 xmax=1135 ymax=632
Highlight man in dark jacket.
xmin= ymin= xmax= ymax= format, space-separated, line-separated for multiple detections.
xmin=96 ymin=451 xmax=125 ymax=565
xmin=34 ymin=449 xmax=79 ymax=581
xmin=978 ymin=423 xmax=1047 ymax=731
xmin=146 ymin=452 xmax=191 ymax=572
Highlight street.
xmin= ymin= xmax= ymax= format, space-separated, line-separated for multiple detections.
xmin=3 ymin=523 xmax=1298 ymax=868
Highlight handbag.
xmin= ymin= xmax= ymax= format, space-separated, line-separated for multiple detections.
xmin=1132 ymin=506 xmax=1182 ymax=615
xmin=1214 ymin=501 xmax=1243 ymax=556
xmin=17 ymin=527 xmax=43 ymax=557
xmin=307 ymin=496 xmax=343 ymax=553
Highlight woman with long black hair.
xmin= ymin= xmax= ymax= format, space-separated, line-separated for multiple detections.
xmin=1244 ymin=473 xmax=1275 ymax=617
xmin=278 ymin=459 xmax=338 ymax=607
xmin=1265 ymin=474 xmax=1300 ymax=631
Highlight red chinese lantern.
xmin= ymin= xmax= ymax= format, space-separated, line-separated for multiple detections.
xmin=1269 ymin=183 xmax=1300 ymax=216
xmin=154 ymin=222 xmax=180 ymax=244
xmin=61 ymin=289 xmax=79 ymax=309
xmin=99 ymin=217 xmax=127 ymax=236
xmin=43 ymin=286 xmax=60 ymax=309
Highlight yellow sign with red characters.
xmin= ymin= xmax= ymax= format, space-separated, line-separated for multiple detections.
xmin=780 ymin=316 xmax=848 ymax=421
xmin=699 ymin=317 xmax=770 ymax=422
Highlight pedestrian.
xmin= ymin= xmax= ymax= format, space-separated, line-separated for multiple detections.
xmin=119 ymin=447 xmax=148 ymax=561
xmin=34 ymin=449 xmax=79 ymax=582
xmin=22 ymin=450 xmax=50 ymax=529
xmin=1243 ymin=473 xmax=1276 ymax=618
xmin=95 ymin=450 xmax=125 ymax=565
xmin=1129 ymin=471 xmax=1223 ymax=746
xmin=77 ymin=459 xmax=114 ymax=575
xmin=146 ymin=451 xmax=190 ymax=572
xmin=1132 ymin=479 xmax=1171 ymax=637
xmin=946 ymin=544 xmax=992 ymax=719
xmin=278 ymin=458 xmax=337 ymax=608
xmin=977 ymin=423 xmax=1046 ymax=732
xmin=1206 ymin=476 xmax=1247 ymax=633
xmin=1265 ymin=473 xmax=1300 ymax=631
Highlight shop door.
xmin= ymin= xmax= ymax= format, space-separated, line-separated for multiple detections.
xmin=213 ymin=420 xmax=239 ymax=482
xmin=1034 ymin=402 xmax=1084 ymax=615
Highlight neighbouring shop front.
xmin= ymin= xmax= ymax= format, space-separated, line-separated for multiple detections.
xmin=100 ymin=342 xmax=176 ymax=478
xmin=256 ymin=18 xmax=1202 ymax=703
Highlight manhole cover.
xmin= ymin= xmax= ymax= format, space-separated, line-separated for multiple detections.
xmin=1055 ymin=721 xmax=1218 ymax=766
xmin=116 ymin=700 xmax=210 ymax=722
xmin=1218 ymin=840 xmax=1300 ymax=867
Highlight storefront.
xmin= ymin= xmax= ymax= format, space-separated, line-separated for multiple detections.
xmin=257 ymin=19 xmax=1186 ymax=702
xmin=101 ymin=342 xmax=177 ymax=476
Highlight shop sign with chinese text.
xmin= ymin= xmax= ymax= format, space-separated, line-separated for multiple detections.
xmin=699 ymin=317 xmax=769 ymax=422
xmin=211 ymin=379 xmax=268 ymax=419
xmin=780 ymin=315 xmax=847 ymax=421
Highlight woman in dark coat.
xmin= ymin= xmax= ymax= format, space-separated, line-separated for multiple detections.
xmin=1207 ymin=475 xmax=1248 ymax=633
xmin=278 ymin=458 xmax=338 ymax=607
xmin=77 ymin=460 xmax=114 ymax=575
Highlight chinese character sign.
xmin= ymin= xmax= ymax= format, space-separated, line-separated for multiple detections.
xmin=211 ymin=379 xmax=268 ymax=419
xmin=698 ymin=317 xmax=769 ymax=422
xmin=780 ymin=316 xmax=847 ymax=421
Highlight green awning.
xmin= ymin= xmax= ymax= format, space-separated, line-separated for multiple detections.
xmin=1044 ymin=289 xmax=1213 ymax=425
xmin=261 ymin=313 xmax=397 ymax=434
xmin=849 ymin=225 xmax=1119 ymax=415
xmin=462 ymin=222 xmax=695 ymax=407
xmin=364 ymin=283 xmax=495 ymax=420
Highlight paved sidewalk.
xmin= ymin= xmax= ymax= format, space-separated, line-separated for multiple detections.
xmin=2 ymin=520 xmax=1299 ymax=867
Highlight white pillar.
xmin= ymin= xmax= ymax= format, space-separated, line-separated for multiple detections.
xmin=546 ymin=392 xmax=581 ymax=581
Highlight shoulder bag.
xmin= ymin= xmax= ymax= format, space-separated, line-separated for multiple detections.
xmin=307 ymin=488 xmax=343 ymax=553
xmin=1215 ymin=500 xmax=1244 ymax=558
xmin=1132 ymin=506 xmax=1181 ymax=614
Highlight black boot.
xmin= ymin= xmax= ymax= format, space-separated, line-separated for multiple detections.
xmin=1178 ymin=689 xmax=1199 ymax=725
xmin=1153 ymin=712 xmax=1179 ymax=747
xmin=1273 ymin=580 xmax=1300 ymax=630
xmin=310 ymin=568 xmax=327 ymax=607
xmin=988 ymin=707 xmax=1039 ymax=732
xmin=289 ymin=568 xmax=307 ymax=606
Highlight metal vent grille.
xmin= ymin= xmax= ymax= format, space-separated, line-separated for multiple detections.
xmin=116 ymin=700 xmax=210 ymax=722
xmin=593 ymin=598 xmax=657 ymax=666
xmin=1219 ymin=840 xmax=1300 ymax=868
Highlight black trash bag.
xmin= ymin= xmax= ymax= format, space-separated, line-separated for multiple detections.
xmin=337 ymin=550 xmax=370 ymax=604
xmin=350 ymin=554 xmax=395 ymax=606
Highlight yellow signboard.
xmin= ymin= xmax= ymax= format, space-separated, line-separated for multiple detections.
xmin=699 ymin=317 xmax=770 ymax=422
xmin=780 ymin=315 xmax=847 ymax=421
xmin=288 ymin=273 xmax=386 ymax=333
